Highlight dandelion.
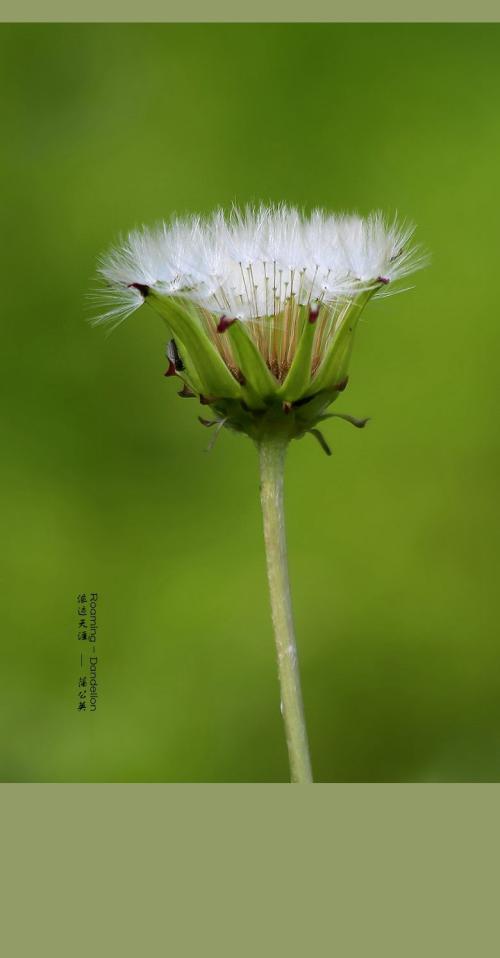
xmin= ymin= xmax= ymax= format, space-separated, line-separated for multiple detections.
xmin=96 ymin=204 xmax=426 ymax=783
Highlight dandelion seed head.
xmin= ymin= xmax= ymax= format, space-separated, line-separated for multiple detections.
xmin=97 ymin=204 xmax=426 ymax=326
xmin=95 ymin=204 xmax=427 ymax=383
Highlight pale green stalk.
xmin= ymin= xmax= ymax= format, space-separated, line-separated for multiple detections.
xmin=258 ymin=438 xmax=313 ymax=784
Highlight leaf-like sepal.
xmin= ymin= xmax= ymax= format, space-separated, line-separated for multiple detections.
xmin=146 ymin=292 xmax=242 ymax=400
xmin=277 ymin=306 xmax=317 ymax=402
xmin=305 ymin=289 xmax=375 ymax=397
xmin=223 ymin=320 xmax=278 ymax=408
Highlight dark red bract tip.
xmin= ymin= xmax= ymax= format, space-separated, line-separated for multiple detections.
xmin=377 ymin=276 xmax=390 ymax=285
xmin=309 ymin=306 xmax=320 ymax=324
xmin=335 ymin=376 xmax=349 ymax=392
xmin=178 ymin=385 xmax=196 ymax=399
xmin=217 ymin=316 xmax=236 ymax=333
xmin=164 ymin=360 xmax=177 ymax=378
xmin=128 ymin=282 xmax=150 ymax=297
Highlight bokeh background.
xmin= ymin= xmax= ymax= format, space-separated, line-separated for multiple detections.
xmin=1 ymin=23 xmax=500 ymax=782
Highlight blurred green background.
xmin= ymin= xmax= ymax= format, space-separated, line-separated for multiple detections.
xmin=1 ymin=23 xmax=499 ymax=782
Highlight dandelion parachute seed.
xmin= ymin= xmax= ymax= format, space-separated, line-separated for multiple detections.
xmin=96 ymin=203 xmax=427 ymax=783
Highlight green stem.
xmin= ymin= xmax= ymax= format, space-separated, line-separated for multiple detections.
xmin=257 ymin=438 xmax=313 ymax=783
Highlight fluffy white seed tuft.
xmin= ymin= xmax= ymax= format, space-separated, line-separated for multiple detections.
xmin=96 ymin=204 xmax=427 ymax=328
